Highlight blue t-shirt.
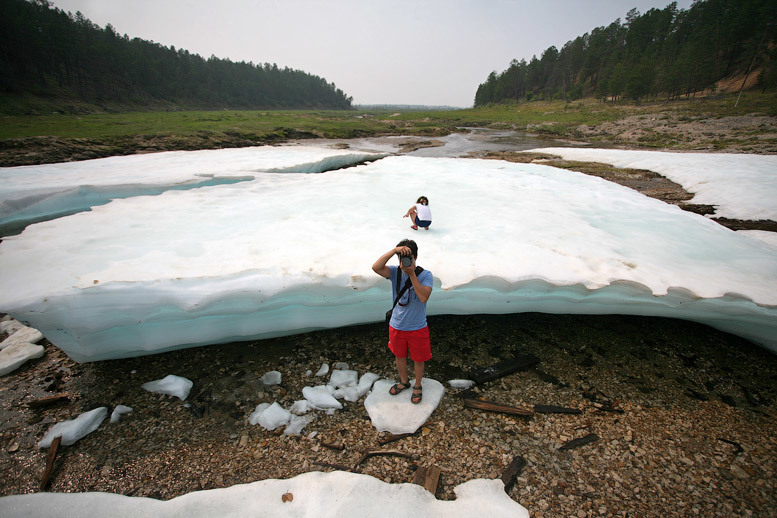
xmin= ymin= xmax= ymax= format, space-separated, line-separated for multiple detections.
xmin=388 ymin=265 xmax=433 ymax=331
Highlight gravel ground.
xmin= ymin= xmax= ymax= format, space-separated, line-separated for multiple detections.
xmin=2 ymin=313 xmax=776 ymax=517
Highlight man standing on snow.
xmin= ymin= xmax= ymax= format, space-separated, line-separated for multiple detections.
xmin=372 ymin=239 xmax=433 ymax=404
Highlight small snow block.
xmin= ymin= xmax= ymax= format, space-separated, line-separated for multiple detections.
xmin=467 ymin=354 xmax=540 ymax=384
xmin=558 ymin=433 xmax=599 ymax=451
xmin=0 ymin=341 xmax=44 ymax=376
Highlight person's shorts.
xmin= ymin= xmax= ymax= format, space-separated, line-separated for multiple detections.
xmin=414 ymin=217 xmax=432 ymax=228
xmin=388 ymin=325 xmax=432 ymax=362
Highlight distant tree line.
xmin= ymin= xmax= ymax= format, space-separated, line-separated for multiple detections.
xmin=0 ymin=0 xmax=353 ymax=110
xmin=475 ymin=0 xmax=777 ymax=106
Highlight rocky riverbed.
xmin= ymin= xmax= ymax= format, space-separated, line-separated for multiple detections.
xmin=2 ymin=313 xmax=776 ymax=517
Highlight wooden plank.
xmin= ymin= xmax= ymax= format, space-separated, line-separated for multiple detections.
xmin=558 ymin=433 xmax=599 ymax=451
xmin=500 ymin=456 xmax=526 ymax=492
xmin=27 ymin=394 xmax=70 ymax=409
xmin=467 ymin=354 xmax=540 ymax=385
xmin=412 ymin=464 xmax=441 ymax=495
xmin=378 ymin=432 xmax=416 ymax=446
xmin=533 ymin=404 xmax=582 ymax=415
xmin=462 ymin=398 xmax=533 ymax=417
xmin=40 ymin=435 xmax=61 ymax=490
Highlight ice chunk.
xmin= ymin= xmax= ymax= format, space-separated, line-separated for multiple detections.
xmin=364 ymin=378 xmax=445 ymax=434
xmin=302 ymin=386 xmax=343 ymax=410
xmin=333 ymin=362 xmax=349 ymax=370
xmin=141 ymin=375 xmax=193 ymax=401
xmin=357 ymin=372 xmax=381 ymax=398
xmin=449 ymin=379 xmax=476 ymax=390
xmin=284 ymin=414 xmax=314 ymax=435
xmin=261 ymin=370 xmax=282 ymax=385
xmin=328 ymin=369 xmax=358 ymax=389
xmin=314 ymin=364 xmax=329 ymax=377
xmin=0 ymin=324 xmax=43 ymax=351
xmin=110 ymin=405 xmax=133 ymax=423
xmin=289 ymin=400 xmax=311 ymax=415
xmin=0 ymin=319 xmax=24 ymax=336
xmin=249 ymin=402 xmax=290 ymax=431
xmin=38 ymin=407 xmax=107 ymax=448
xmin=332 ymin=386 xmax=360 ymax=402
xmin=0 ymin=341 xmax=44 ymax=376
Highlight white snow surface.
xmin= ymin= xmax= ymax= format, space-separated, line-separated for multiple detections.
xmin=0 ymin=146 xmax=383 ymax=231
xmin=529 ymin=147 xmax=777 ymax=221
xmin=141 ymin=375 xmax=193 ymax=401
xmin=37 ymin=407 xmax=108 ymax=448
xmin=364 ymin=378 xmax=445 ymax=434
xmin=739 ymin=230 xmax=777 ymax=248
xmin=0 ymin=149 xmax=776 ymax=360
xmin=0 ymin=471 xmax=528 ymax=518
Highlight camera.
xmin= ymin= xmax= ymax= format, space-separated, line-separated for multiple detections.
xmin=400 ymin=255 xmax=413 ymax=267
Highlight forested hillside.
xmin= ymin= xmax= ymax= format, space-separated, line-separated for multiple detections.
xmin=0 ymin=0 xmax=353 ymax=112
xmin=475 ymin=0 xmax=777 ymax=106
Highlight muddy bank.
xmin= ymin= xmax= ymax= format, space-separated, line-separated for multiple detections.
xmin=1 ymin=111 xmax=775 ymax=168
xmin=573 ymin=112 xmax=777 ymax=155
xmin=1 ymin=313 xmax=776 ymax=517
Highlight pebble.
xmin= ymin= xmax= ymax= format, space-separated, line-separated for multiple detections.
xmin=1 ymin=313 xmax=775 ymax=518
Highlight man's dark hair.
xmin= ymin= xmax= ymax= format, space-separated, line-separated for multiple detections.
xmin=396 ymin=238 xmax=418 ymax=258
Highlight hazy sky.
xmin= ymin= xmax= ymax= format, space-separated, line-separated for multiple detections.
xmin=49 ymin=0 xmax=694 ymax=107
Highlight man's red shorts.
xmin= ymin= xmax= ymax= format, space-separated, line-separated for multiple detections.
xmin=388 ymin=325 xmax=432 ymax=362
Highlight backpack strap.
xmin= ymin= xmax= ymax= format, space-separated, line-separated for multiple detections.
xmin=390 ymin=268 xmax=414 ymax=310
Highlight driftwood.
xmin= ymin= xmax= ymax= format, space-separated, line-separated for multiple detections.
xmin=718 ymin=438 xmax=744 ymax=455
xmin=463 ymin=398 xmax=533 ymax=417
xmin=412 ymin=464 xmax=441 ymax=495
xmin=27 ymin=394 xmax=70 ymax=409
xmin=378 ymin=432 xmax=417 ymax=446
xmin=352 ymin=449 xmax=416 ymax=470
xmin=559 ymin=433 xmax=599 ymax=451
xmin=500 ymin=456 xmax=526 ymax=492
xmin=468 ymin=354 xmax=540 ymax=385
xmin=40 ymin=436 xmax=62 ymax=490
xmin=594 ymin=401 xmax=624 ymax=414
xmin=321 ymin=441 xmax=345 ymax=451
xmin=533 ymin=404 xmax=582 ymax=415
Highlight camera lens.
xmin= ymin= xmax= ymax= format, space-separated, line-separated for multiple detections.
xmin=401 ymin=256 xmax=412 ymax=267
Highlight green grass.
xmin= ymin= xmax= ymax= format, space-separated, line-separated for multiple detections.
xmin=1 ymin=91 xmax=774 ymax=142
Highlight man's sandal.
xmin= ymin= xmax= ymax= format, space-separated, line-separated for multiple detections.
xmin=411 ymin=386 xmax=423 ymax=404
xmin=389 ymin=381 xmax=411 ymax=395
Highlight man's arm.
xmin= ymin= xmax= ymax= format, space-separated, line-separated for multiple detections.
xmin=372 ymin=246 xmax=411 ymax=279
xmin=401 ymin=263 xmax=432 ymax=303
